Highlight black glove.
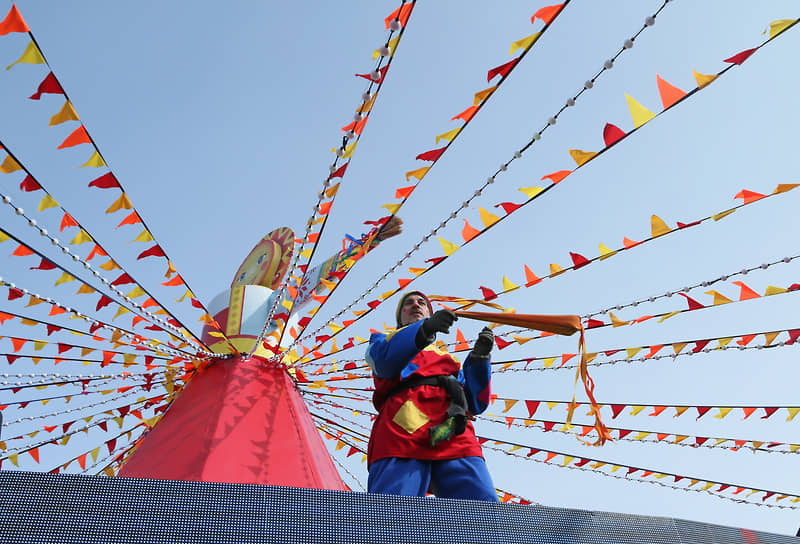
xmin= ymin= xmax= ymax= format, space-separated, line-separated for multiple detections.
xmin=471 ymin=326 xmax=494 ymax=358
xmin=421 ymin=309 xmax=457 ymax=337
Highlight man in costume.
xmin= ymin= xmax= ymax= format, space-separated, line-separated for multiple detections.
xmin=365 ymin=290 xmax=497 ymax=501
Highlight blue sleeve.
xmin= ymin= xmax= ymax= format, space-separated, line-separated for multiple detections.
xmin=366 ymin=320 xmax=427 ymax=379
xmin=459 ymin=353 xmax=491 ymax=415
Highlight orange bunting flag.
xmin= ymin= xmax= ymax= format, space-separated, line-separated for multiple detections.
xmin=57 ymin=125 xmax=91 ymax=149
xmin=531 ymin=4 xmax=565 ymax=25
xmin=452 ymin=105 xmax=479 ymax=123
xmin=731 ymin=281 xmax=760 ymax=301
xmin=59 ymin=213 xmax=78 ymax=232
xmin=394 ymin=186 xmax=414 ymax=199
xmin=462 ymin=219 xmax=480 ymax=242
xmin=117 ymin=211 xmax=142 ymax=228
xmin=12 ymin=244 xmax=34 ymax=257
xmin=0 ymin=4 xmax=30 ymax=35
xmin=734 ymin=189 xmax=766 ymax=204
xmin=161 ymin=275 xmax=184 ymax=287
xmin=523 ymin=265 xmax=541 ymax=286
xmin=384 ymin=2 xmax=413 ymax=29
xmin=656 ymin=74 xmax=687 ymax=109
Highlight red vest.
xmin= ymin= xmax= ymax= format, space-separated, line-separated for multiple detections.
xmin=368 ymin=344 xmax=483 ymax=466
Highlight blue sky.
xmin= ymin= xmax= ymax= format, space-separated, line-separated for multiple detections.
xmin=0 ymin=0 xmax=799 ymax=536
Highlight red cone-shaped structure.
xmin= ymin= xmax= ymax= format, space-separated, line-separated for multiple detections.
xmin=118 ymin=356 xmax=345 ymax=490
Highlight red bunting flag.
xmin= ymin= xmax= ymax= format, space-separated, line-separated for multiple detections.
xmin=415 ymin=147 xmax=446 ymax=161
xmin=525 ymin=400 xmax=540 ymax=417
xmin=569 ymin=252 xmax=590 ymax=269
xmin=110 ymin=273 xmax=134 ymax=287
xmin=8 ymin=287 xmax=24 ymax=300
xmin=57 ymin=125 xmax=91 ymax=149
xmin=723 ymin=47 xmax=759 ymax=65
xmin=495 ymin=337 xmax=513 ymax=350
xmin=329 ymin=162 xmax=348 ymax=179
xmin=0 ymin=4 xmax=30 ymax=35
xmin=761 ymin=407 xmax=779 ymax=419
xmin=679 ymin=293 xmax=705 ymax=310
xmin=479 ymin=286 xmax=497 ymax=300
xmin=88 ymin=172 xmax=121 ymax=189
xmin=487 ymin=59 xmax=520 ymax=83
xmin=137 ymin=244 xmax=165 ymax=260
xmin=29 ymin=72 xmax=64 ymax=100
xmin=355 ymin=65 xmax=389 ymax=84
xmin=19 ymin=175 xmax=41 ymax=192
xmin=495 ymin=202 xmax=523 ymax=214
xmin=602 ymin=123 xmax=626 ymax=147
xmin=30 ymin=258 xmax=56 ymax=270
xmin=96 ymin=295 xmax=113 ymax=311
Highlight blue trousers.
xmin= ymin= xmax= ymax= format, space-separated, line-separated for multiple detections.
xmin=368 ymin=456 xmax=498 ymax=502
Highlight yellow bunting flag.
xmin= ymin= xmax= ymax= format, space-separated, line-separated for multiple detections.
xmin=624 ymin=93 xmax=656 ymax=128
xmin=437 ymin=236 xmax=459 ymax=256
xmin=477 ymin=207 xmax=500 ymax=228
xmin=54 ymin=272 xmax=75 ymax=286
xmin=766 ymin=19 xmax=796 ymax=39
xmin=650 ymin=215 xmax=671 ymax=237
xmin=79 ymin=150 xmax=106 ymax=168
xmin=568 ymin=149 xmax=597 ymax=167
xmin=75 ymin=283 xmax=95 ymax=295
xmin=38 ymin=195 xmax=59 ymax=211
xmin=435 ymin=127 xmax=461 ymax=144
xmin=773 ymin=183 xmax=799 ymax=194
xmin=549 ymin=263 xmax=563 ymax=276
xmin=405 ymin=167 xmax=430 ymax=181
xmin=764 ymin=285 xmax=787 ymax=296
xmin=705 ymin=290 xmax=732 ymax=305
xmin=692 ymin=69 xmax=718 ymax=89
xmin=106 ymin=193 xmax=133 ymax=214
xmin=598 ymin=243 xmax=616 ymax=260
xmin=382 ymin=203 xmax=401 ymax=215
xmin=372 ymin=36 xmax=399 ymax=60
xmin=126 ymin=286 xmax=146 ymax=299
xmin=359 ymin=92 xmax=378 ymax=113
xmin=473 ymin=86 xmax=497 ymax=105
xmin=341 ymin=141 xmax=357 ymax=159
xmin=114 ymin=306 xmax=131 ymax=319
xmin=6 ymin=40 xmax=45 ymax=70
xmin=609 ymin=312 xmax=629 ymax=327
xmin=128 ymin=230 xmax=154 ymax=244
xmin=711 ymin=209 xmax=735 ymax=221
xmin=509 ymin=32 xmax=541 ymax=55
xmin=0 ymin=155 xmax=22 ymax=174
xmin=501 ymin=276 xmax=518 ymax=292
xmin=518 ymin=186 xmax=544 ymax=199
xmin=50 ymin=101 xmax=79 ymax=126
xmin=672 ymin=342 xmax=687 ymax=354
xmin=69 ymin=230 xmax=93 ymax=245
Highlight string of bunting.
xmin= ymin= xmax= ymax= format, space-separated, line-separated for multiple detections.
xmin=0 ymin=392 xmax=171 ymax=468
xmin=0 ymin=279 xmax=200 ymax=361
xmin=0 ymin=140 xmax=221 ymax=351
xmin=286 ymin=15 xmax=796 ymax=366
xmin=0 ymin=217 xmax=212 ymax=354
xmin=479 ymin=436 xmax=800 ymax=509
xmin=0 ymin=230 xmax=201 ymax=359
xmin=291 ymin=244 xmax=800 ymax=369
xmin=251 ymin=0 xmax=419 ymax=356
xmin=480 ymin=414 xmax=800 ymax=455
xmin=0 ymin=4 xmax=221 ymax=344
xmin=286 ymin=1 xmax=575 ymax=344
xmin=291 ymin=1 xmax=677 ymax=352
